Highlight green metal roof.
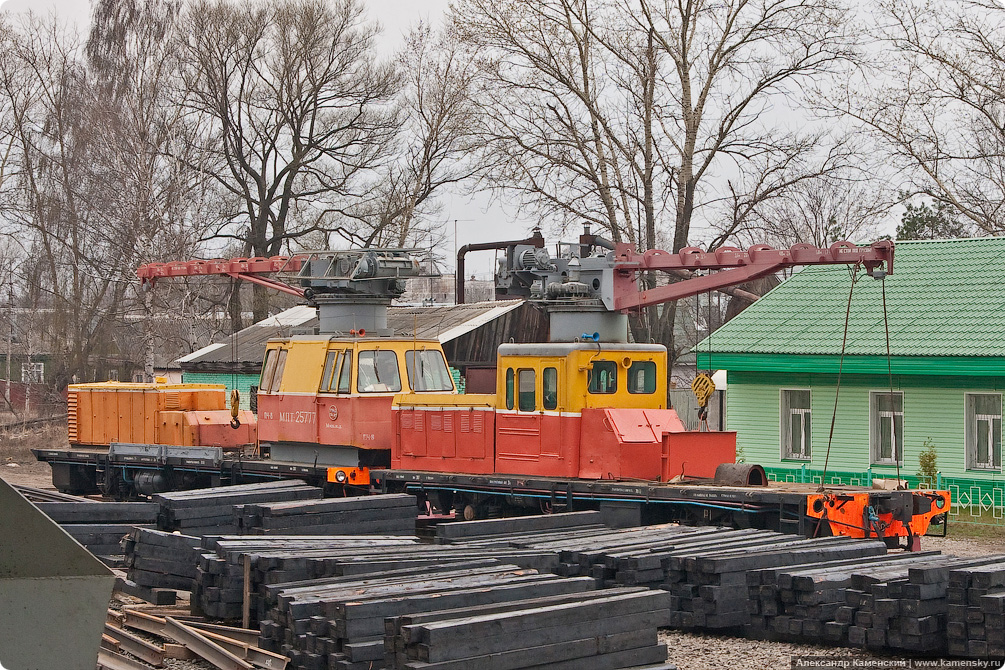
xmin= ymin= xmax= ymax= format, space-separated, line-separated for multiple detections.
xmin=699 ymin=237 xmax=1005 ymax=360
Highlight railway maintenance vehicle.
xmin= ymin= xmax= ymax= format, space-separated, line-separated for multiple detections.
xmin=33 ymin=232 xmax=950 ymax=548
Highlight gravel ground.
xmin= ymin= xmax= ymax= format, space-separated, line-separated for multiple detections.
xmin=659 ymin=630 xmax=898 ymax=670
xmin=922 ymin=534 xmax=1005 ymax=558
xmin=0 ymin=423 xmax=66 ymax=489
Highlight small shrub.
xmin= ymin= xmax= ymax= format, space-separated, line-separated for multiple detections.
xmin=917 ymin=437 xmax=939 ymax=487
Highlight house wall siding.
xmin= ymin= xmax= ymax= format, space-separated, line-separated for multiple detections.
xmin=181 ymin=372 xmax=258 ymax=410
xmin=728 ymin=370 xmax=1005 ymax=481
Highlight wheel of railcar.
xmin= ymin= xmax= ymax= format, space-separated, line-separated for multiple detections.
xmin=430 ymin=491 xmax=454 ymax=515
xmin=462 ymin=503 xmax=478 ymax=521
xmin=100 ymin=470 xmax=122 ymax=500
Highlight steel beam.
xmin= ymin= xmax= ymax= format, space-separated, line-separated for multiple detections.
xmin=164 ymin=617 xmax=253 ymax=670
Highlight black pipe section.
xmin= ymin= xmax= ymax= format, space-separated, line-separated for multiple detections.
xmin=456 ymin=229 xmax=545 ymax=304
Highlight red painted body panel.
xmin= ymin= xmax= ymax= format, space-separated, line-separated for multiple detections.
xmin=579 ymin=408 xmax=687 ymax=480
xmin=258 ymin=394 xmax=394 ymax=450
xmin=494 ymin=413 xmax=581 ymax=478
xmin=662 ymin=431 xmax=737 ymax=480
xmin=393 ymin=407 xmax=496 ymax=474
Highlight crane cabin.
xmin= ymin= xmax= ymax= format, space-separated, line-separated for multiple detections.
xmin=258 ymin=336 xmax=456 ymax=485
xmin=392 ymin=341 xmax=737 ymax=481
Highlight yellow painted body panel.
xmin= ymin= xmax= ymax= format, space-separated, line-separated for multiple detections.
xmin=496 ymin=348 xmax=667 ymax=412
xmin=277 ymin=339 xmax=330 ymax=393
xmin=393 ymin=393 xmax=496 ymax=409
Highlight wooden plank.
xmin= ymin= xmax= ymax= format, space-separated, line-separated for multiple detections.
xmin=406 ymin=629 xmax=654 ymax=670
xmin=248 ymin=494 xmax=416 ymax=516
xmin=122 ymin=604 xmax=197 ymax=619
xmin=242 ymin=554 xmax=252 ymax=629
xmin=37 ymin=502 xmax=159 ymax=523
xmin=115 ymin=576 xmax=177 ymax=605
xmin=415 ymin=612 xmax=661 ymax=663
xmin=333 ymin=577 xmax=599 ymax=622
xmin=408 ymin=592 xmax=671 ymax=647
xmin=435 ymin=512 xmax=603 ymax=539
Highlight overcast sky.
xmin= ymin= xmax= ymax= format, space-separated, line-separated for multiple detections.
xmin=0 ymin=0 xmax=540 ymax=278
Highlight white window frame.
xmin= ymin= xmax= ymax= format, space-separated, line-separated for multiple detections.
xmin=965 ymin=392 xmax=1002 ymax=472
xmin=870 ymin=391 xmax=904 ymax=465
xmin=780 ymin=388 xmax=812 ymax=460
xmin=21 ymin=361 xmax=44 ymax=384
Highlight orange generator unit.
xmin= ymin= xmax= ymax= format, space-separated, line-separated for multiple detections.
xmin=67 ymin=381 xmax=257 ymax=450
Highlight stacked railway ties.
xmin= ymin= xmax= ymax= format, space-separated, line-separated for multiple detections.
xmin=19 ymin=482 xmax=1005 ymax=668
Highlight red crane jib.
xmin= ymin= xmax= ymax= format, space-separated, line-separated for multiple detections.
xmin=611 ymin=240 xmax=894 ymax=311
xmin=137 ymin=255 xmax=307 ymax=298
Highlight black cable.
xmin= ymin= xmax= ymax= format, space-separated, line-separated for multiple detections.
xmin=821 ymin=265 xmax=861 ymax=491
xmin=882 ymin=277 xmax=902 ymax=488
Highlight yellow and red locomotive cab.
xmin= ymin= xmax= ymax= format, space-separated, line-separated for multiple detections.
xmin=392 ymin=342 xmax=738 ymax=480
xmin=258 ymin=336 xmax=456 ymax=484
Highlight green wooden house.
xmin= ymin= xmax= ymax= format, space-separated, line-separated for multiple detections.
xmin=697 ymin=238 xmax=1005 ymax=516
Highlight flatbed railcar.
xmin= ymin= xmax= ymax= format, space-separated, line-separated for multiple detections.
xmin=31 ymin=443 xmax=949 ymax=549
xmin=32 ymin=445 xmax=339 ymax=497
xmin=373 ymin=469 xmax=949 ymax=549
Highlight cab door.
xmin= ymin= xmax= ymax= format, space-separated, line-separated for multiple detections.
xmin=539 ymin=359 xmax=563 ymax=458
xmin=317 ymin=348 xmax=354 ymax=446
xmin=495 ymin=364 xmax=544 ymax=469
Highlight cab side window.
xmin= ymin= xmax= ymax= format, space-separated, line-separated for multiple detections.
xmin=505 ymin=368 xmax=515 ymax=410
xmin=518 ymin=369 xmax=536 ymax=411
xmin=628 ymin=361 xmax=657 ymax=394
xmin=321 ymin=351 xmax=339 ymax=392
xmin=588 ymin=360 xmax=617 ymax=394
xmin=543 ymin=367 xmax=558 ymax=410
xmin=260 ymin=349 xmax=279 ymax=393
xmin=267 ymin=349 xmax=288 ymax=393
xmin=337 ymin=350 xmax=352 ymax=393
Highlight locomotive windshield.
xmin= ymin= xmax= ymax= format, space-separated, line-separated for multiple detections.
xmin=405 ymin=350 xmax=454 ymax=392
xmin=357 ymin=350 xmax=402 ymax=393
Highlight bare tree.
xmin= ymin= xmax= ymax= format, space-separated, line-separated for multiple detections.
xmin=832 ymin=0 xmax=1005 ymax=233
xmin=634 ymin=0 xmax=855 ymax=249
xmin=87 ymin=0 xmax=220 ymax=380
xmin=451 ymin=0 xmax=657 ymax=245
xmin=0 ymin=15 xmax=126 ymax=389
xmin=0 ymin=8 xmax=211 ymax=388
xmin=728 ymin=170 xmax=892 ymax=248
xmin=177 ymin=0 xmax=401 ymax=325
xmin=324 ymin=23 xmax=481 ymax=250
xmin=450 ymin=0 xmax=856 ymax=355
